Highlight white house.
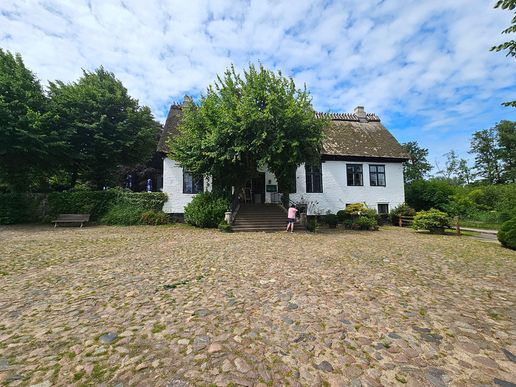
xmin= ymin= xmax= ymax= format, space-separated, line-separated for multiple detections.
xmin=157 ymin=99 xmax=409 ymax=217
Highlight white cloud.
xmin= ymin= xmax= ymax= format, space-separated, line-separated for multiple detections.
xmin=1 ymin=0 xmax=515 ymax=163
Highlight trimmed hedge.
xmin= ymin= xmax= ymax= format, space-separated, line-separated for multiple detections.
xmin=498 ymin=217 xmax=516 ymax=250
xmin=48 ymin=190 xmax=118 ymax=221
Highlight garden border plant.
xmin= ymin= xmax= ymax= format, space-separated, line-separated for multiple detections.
xmin=412 ymin=208 xmax=450 ymax=234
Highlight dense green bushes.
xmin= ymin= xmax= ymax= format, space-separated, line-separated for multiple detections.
xmin=97 ymin=191 xmax=168 ymax=225
xmin=389 ymin=203 xmax=416 ymax=225
xmin=0 ymin=193 xmax=46 ymax=224
xmin=1 ymin=189 xmax=168 ymax=225
xmin=140 ymin=210 xmax=171 ymax=225
xmin=405 ymin=179 xmax=456 ymax=211
xmin=405 ymin=181 xmax=516 ymax=229
xmin=323 ymin=213 xmax=338 ymax=228
xmin=412 ymin=209 xmax=450 ymax=233
xmin=335 ymin=203 xmax=379 ymax=231
xmin=497 ymin=218 xmax=516 ymax=250
xmin=184 ymin=192 xmax=229 ymax=228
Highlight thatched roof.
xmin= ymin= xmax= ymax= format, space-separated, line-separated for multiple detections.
xmin=158 ymin=103 xmax=409 ymax=161
xmin=318 ymin=109 xmax=409 ymax=160
xmin=157 ymin=103 xmax=183 ymax=153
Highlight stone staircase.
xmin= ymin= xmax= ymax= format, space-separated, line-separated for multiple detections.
xmin=232 ymin=204 xmax=287 ymax=232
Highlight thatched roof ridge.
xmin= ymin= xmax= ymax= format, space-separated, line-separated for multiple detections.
xmin=315 ymin=112 xmax=381 ymax=122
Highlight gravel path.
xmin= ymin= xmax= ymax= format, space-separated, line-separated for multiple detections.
xmin=0 ymin=225 xmax=514 ymax=386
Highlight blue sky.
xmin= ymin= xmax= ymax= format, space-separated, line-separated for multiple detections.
xmin=1 ymin=0 xmax=515 ymax=169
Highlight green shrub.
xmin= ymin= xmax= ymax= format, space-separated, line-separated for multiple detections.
xmin=0 ymin=194 xmax=31 ymax=224
xmin=140 ymin=210 xmax=171 ymax=225
xmin=100 ymin=203 xmax=146 ymax=226
xmin=337 ymin=203 xmax=378 ymax=230
xmin=324 ymin=213 xmax=338 ymax=227
xmin=306 ymin=217 xmax=320 ymax=233
xmin=218 ymin=220 xmax=232 ymax=233
xmin=344 ymin=202 xmax=369 ymax=215
xmin=101 ymin=203 xmax=145 ymax=225
xmin=389 ymin=203 xmax=416 ymax=225
xmin=405 ymin=179 xmax=456 ymax=211
xmin=341 ymin=218 xmax=353 ymax=229
xmin=357 ymin=215 xmax=379 ymax=230
xmin=498 ymin=217 xmax=516 ymax=250
xmin=184 ymin=192 xmax=229 ymax=228
xmin=412 ymin=208 xmax=450 ymax=233
xmin=467 ymin=186 xmax=502 ymax=211
xmin=0 ymin=193 xmax=46 ymax=224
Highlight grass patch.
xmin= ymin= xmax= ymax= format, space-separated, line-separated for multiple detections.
xmin=488 ymin=310 xmax=502 ymax=320
xmin=151 ymin=323 xmax=166 ymax=334
xmin=73 ymin=370 xmax=86 ymax=381
xmin=460 ymin=220 xmax=500 ymax=230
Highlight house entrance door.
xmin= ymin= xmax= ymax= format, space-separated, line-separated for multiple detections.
xmin=251 ymin=173 xmax=265 ymax=204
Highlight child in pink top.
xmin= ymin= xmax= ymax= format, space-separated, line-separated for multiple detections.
xmin=286 ymin=205 xmax=298 ymax=233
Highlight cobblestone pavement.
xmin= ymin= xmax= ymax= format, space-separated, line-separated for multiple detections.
xmin=0 ymin=225 xmax=515 ymax=386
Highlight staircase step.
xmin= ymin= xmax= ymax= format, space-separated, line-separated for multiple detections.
xmin=232 ymin=204 xmax=293 ymax=232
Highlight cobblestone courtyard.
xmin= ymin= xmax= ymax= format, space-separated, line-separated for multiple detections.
xmin=0 ymin=225 xmax=515 ymax=386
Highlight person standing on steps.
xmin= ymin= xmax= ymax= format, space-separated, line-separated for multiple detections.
xmin=286 ymin=204 xmax=298 ymax=233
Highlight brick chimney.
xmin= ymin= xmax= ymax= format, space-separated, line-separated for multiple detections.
xmin=354 ymin=106 xmax=367 ymax=122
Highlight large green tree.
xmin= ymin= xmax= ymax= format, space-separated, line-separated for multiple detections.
xmin=0 ymin=49 xmax=60 ymax=191
xmin=496 ymin=120 xmax=516 ymax=182
xmin=48 ymin=67 xmax=158 ymax=188
xmin=168 ymin=64 xmax=326 ymax=194
xmin=470 ymin=121 xmax=515 ymax=184
xmin=401 ymin=141 xmax=433 ymax=183
xmin=470 ymin=127 xmax=502 ymax=184
xmin=491 ymin=0 xmax=516 ymax=107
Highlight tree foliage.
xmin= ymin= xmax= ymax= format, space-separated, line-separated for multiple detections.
xmin=491 ymin=0 xmax=516 ymax=107
xmin=405 ymin=178 xmax=457 ymax=211
xmin=0 ymin=49 xmax=61 ymax=191
xmin=168 ymin=64 xmax=326 ymax=193
xmin=470 ymin=121 xmax=515 ymax=184
xmin=48 ymin=67 xmax=159 ymax=188
xmin=437 ymin=150 xmax=472 ymax=185
xmin=496 ymin=120 xmax=516 ymax=182
xmin=401 ymin=141 xmax=432 ymax=183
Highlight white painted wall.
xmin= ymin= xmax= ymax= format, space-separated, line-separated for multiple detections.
xmin=162 ymin=158 xmax=211 ymax=213
xmin=290 ymin=161 xmax=405 ymax=215
xmin=163 ymin=157 xmax=405 ymax=215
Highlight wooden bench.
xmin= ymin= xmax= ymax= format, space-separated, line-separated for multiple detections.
xmin=53 ymin=214 xmax=90 ymax=228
